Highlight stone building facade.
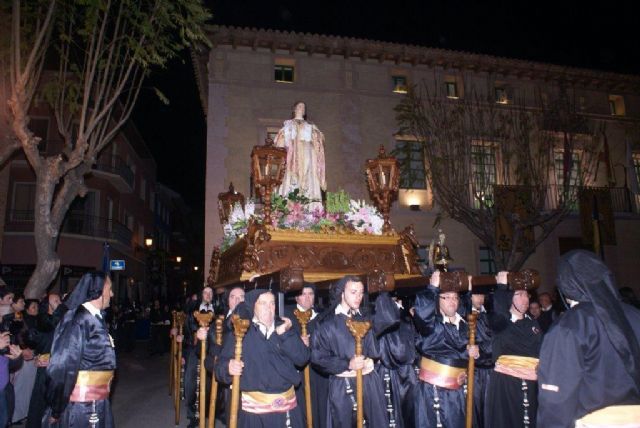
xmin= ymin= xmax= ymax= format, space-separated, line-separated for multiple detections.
xmin=196 ymin=26 xmax=640 ymax=292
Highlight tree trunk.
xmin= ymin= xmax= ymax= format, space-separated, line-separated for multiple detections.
xmin=24 ymin=169 xmax=61 ymax=298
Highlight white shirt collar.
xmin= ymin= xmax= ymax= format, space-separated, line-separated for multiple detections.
xmin=510 ymin=312 xmax=532 ymax=323
xmin=335 ymin=303 xmax=360 ymax=318
xmin=441 ymin=311 xmax=465 ymax=329
xmin=83 ymin=302 xmax=102 ymax=318
xmin=199 ymin=302 xmax=213 ymax=312
xmin=296 ymin=304 xmax=317 ymax=320
xmin=542 ymin=305 xmax=553 ymax=312
xmin=472 ymin=305 xmax=486 ymax=314
xmin=252 ymin=317 xmax=275 ymax=339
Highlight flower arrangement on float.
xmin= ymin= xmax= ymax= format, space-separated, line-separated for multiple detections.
xmin=220 ymin=189 xmax=384 ymax=252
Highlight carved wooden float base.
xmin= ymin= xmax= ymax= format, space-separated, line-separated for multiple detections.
xmin=211 ymin=226 xmax=423 ymax=292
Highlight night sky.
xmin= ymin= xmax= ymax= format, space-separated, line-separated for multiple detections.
xmin=131 ymin=0 xmax=640 ymax=215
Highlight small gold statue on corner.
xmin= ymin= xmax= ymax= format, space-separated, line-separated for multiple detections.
xmin=429 ymin=229 xmax=453 ymax=272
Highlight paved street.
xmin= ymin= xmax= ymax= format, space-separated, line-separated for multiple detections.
xmin=111 ymin=344 xmax=210 ymax=428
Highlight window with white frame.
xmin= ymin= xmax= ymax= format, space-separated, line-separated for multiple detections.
xmin=274 ymin=59 xmax=295 ymax=83
xmin=555 ymin=150 xmax=581 ymax=209
xmin=608 ymin=95 xmax=625 ymax=116
xmin=393 ymin=140 xmax=426 ymax=189
xmin=471 ymin=141 xmax=497 ymax=207
xmin=555 ymin=150 xmax=581 ymax=187
xmin=445 ymin=81 xmax=458 ymax=98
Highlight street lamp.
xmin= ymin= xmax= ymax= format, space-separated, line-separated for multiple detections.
xmin=251 ymin=137 xmax=287 ymax=225
xmin=144 ymin=237 xmax=153 ymax=248
xmin=176 ymin=256 xmax=182 ymax=263
xmin=365 ymin=145 xmax=400 ymax=232
xmin=193 ymin=266 xmax=199 ymax=271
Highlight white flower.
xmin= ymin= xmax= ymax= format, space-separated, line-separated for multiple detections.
xmin=229 ymin=202 xmax=245 ymax=224
xmin=244 ymin=200 xmax=255 ymax=218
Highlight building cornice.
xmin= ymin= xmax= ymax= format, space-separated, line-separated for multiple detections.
xmin=192 ymin=25 xmax=640 ymax=114
xmin=219 ymin=25 xmax=639 ymax=83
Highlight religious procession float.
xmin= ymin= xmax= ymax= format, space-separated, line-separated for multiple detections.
xmin=206 ymin=101 xmax=432 ymax=295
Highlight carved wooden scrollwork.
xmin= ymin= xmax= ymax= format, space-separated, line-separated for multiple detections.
xmin=207 ymin=247 xmax=221 ymax=287
xmin=352 ymin=248 xmax=378 ymax=271
xmin=399 ymin=225 xmax=421 ymax=274
xmin=366 ymin=269 xmax=395 ymax=293
xmin=321 ymin=250 xmax=350 ymax=270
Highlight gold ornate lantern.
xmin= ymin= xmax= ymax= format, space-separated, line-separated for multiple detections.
xmin=365 ymin=145 xmax=400 ymax=232
xmin=251 ymin=138 xmax=287 ymax=225
xmin=218 ymin=182 xmax=245 ymax=225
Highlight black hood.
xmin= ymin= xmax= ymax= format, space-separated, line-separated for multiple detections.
xmin=557 ymin=250 xmax=640 ymax=389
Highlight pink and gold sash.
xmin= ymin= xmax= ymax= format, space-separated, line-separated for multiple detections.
xmin=418 ymin=357 xmax=466 ymax=390
xmin=241 ymin=386 xmax=297 ymax=414
xmin=69 ymin=370 xmax=114 ymax=402
xmin=494 ymin=355 xmax=539 ymax=381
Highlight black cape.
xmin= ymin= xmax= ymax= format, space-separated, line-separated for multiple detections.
xmin=413 ymin=285 xmax=470 ymax=428
xmin=215 ymin=319 xmax=310 ymax=428
xmin=485 ymin=285 xmax=542 ymax=428
xmin=44 ymin=305 xmax=116 ymax=428
xmin=311 ymin=309 xmax=387 ymax=428
xmin=537 ymin=302 xmax=640 ymax=427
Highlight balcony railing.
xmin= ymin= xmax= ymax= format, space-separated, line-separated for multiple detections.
xmin=465 ymin=185 xmax=640 ymax=214
xmin=93 ymin=155 xmax=134 ymax=190
xmin=5 ymin=211 xmax=132 ymax=247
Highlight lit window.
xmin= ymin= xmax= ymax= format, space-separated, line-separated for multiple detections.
xmin=393 ymin=140 xmax=426 ymax=189
xmin=608 ymin=95 xmax=625 ymax=116
xmin=555 ymin=150 xmax=581 ymax=210
xmin=274 ymin=65 xmax=294 ymax=83
xmin=445 ymin=81 xmax=458 ymax=99
xmin=471 ymin=142 xmax=497 ymax=208
xmin=392 ymin=76 xmax=408 ymax=94
xmin=495 ymin=87 xmax=508 ymax=104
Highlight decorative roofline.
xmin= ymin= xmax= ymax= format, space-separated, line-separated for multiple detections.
xmin=193 ymin=25 xmax=640 ymax=114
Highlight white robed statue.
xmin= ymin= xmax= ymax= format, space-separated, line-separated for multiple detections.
xmin=273 ymin=101 xmax=326 ymax=209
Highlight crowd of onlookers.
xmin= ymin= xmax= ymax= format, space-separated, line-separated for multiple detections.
xmin=0 ymin=280 xmax=182 ymax=427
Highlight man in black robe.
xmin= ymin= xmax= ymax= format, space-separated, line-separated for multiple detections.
xmin=413 ymin=270 xmax=479 ymax=428
xmin=373 ymin=292 xmax=417 ymax=428
xmin=286 ymin=284 xmax=329 ymax=428
xmin=537 ymin=250 xmax=640 ymax=427
xmin=311 ymin=275 xmax=387 ymax=428
xmin=183 ymin=286 xmax=214 ymax=427
xmin=202 ymin=285 xmax=245 ymax=425
xmin=215 ymin=289 xmax=309 ymax=427
xmin=43 ymin=272 xmax=116 ymax=428
xmin=458 ymin=284 xmax=493 ymax=428
xmin=485 ymin=271 xmax=542 ymax=428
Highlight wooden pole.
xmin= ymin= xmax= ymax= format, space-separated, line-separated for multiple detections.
xmin=228 ymin=314 xmax=250 ymax=428
xmin=207 ymin=315 xmax=224 ymax=428
xmin=465 ymin=312 xmax=478 ymax=428
xmin=194 ymin=312 xmax=214 ymax=428
xmin=293 ymin=309 xmax=313 ymax=428
xmin=346 ymin=319 xmax=372 ymax=428
xmin=175 ymin=312 xmax=186 ymax=426
xmin=169 ymin=310 xmax=177 ymax=396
